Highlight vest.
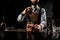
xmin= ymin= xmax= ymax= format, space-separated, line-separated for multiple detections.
xmin=26 ymin=7 xmax=41 ymax=24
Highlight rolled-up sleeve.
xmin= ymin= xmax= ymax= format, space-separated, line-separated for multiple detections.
xmin=40 ymin=8 xmax=47 ymax=29
xmin=17 ymin=13 xmax=26 ymax=22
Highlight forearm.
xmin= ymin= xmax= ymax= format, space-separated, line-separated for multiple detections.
xmin=17 ymin=13 xmax=26 ymax=22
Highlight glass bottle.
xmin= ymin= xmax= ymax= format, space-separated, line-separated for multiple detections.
xmin=0 ymin=16 xmax=7 ymax=31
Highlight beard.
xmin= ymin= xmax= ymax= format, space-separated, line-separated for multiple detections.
xmin=31 ymin=2 xmax=38 ymax=5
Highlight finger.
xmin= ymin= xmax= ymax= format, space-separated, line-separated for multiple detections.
xmin=27 ymin=7 xmax=31 ymax=10
xmin=37 ymin=25 xmax=41 ymax=29
xmin=27 ymin=7 xmax=31 ymax=9
xmin=34 ymin=25 xmax=38 ymax=29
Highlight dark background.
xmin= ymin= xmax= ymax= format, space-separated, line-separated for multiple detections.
xmin=0 ymin=0 xmax=53 ymax=28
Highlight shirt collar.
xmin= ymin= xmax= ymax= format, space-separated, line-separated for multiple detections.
xmin=31 ymin=5 xmax=40 ymax=9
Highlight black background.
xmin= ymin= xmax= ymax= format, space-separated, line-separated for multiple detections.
xmin=0 ymin=0 xmax=53 ymax=28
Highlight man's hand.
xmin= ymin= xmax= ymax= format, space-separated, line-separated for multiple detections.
xmin=34 ymin=24 xmax=42 ymax=32
xmin=22 ymin=7 xmax=31 ymax=15
xmin=26 ymin=22 xmax=34 ymax=32
xmin=26 ymin=7 xmax=31 ymax=13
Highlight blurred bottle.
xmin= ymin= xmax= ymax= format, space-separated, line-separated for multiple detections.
xmin=0 ymin=16 xmax=7 ymax=31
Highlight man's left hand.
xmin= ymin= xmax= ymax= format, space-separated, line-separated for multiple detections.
xmin=34 ymin=24 xmax=42 ymax=32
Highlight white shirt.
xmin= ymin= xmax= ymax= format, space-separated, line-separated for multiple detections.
xmin=17 ymin=5 xmax=47 ymax=29
xmin=31 ymin=5 xmax=40 ymax=13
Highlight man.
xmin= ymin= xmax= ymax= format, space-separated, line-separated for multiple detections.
xmin=17 ymin=0 xmax=47 ymax=32
xmin=17 ymin=0 xmax=47 ymax=40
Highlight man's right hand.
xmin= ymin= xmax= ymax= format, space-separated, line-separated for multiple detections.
xmin=22 ymin=7 xmax=31 ymax=15
xmin=26 ymin=22 xmax=34 ymax=32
